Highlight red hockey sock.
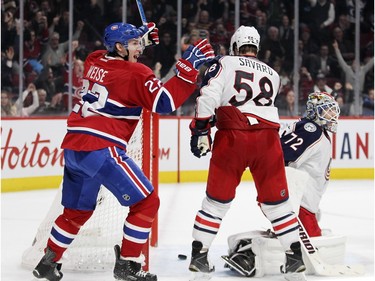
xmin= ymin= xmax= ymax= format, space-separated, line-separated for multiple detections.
xmin=47 ymin=208 xmax=93 ymax=261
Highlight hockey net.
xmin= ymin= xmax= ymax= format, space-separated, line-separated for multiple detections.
xmin=22 ymin=110 xmax=159 ymax=272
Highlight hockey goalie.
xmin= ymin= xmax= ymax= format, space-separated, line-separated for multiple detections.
xmin=222 ymin=92 xmax=348 ymax=277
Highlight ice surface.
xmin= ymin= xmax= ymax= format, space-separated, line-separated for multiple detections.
xmin=1 ymin=180 xmax=373 ymax=280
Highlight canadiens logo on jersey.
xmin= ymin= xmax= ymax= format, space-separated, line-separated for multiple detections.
xmin=304 ymin=122 xmax=317 ymax=132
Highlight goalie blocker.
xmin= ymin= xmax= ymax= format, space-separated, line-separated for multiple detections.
xmin=222 ymin=230 xmax=346 ymax=277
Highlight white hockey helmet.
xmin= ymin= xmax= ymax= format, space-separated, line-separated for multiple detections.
xmin=306 ymin=91 xmax=340 ymax=133
xmin=229 ymin=25 xmax=260 ymax=55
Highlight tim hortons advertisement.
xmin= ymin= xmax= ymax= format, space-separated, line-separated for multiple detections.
xmin=1 ymin=117 xmax=373 ymax=191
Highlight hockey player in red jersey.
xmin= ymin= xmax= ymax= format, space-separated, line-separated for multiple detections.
xmin=33 ymin=22 xmax=214 ymax=281
xmin=188 ymin=25 xmax=306 ymax=281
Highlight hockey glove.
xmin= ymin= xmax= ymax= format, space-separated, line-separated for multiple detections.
xmin=138 ymin=22 xmax=159 ymax=47
xmin=189 ymin=118 xmax=212 ymax=158
xmin=175 ymin=39 xmax=214 ymax=84
xmin=182 ymin=38 xmax=215 ymax=69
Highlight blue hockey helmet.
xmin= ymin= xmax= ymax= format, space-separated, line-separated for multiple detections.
xmin=103 ymin=23 xmax=141 ymax=52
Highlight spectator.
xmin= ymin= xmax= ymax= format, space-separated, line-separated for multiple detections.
xmin=273 ymin=59 xmax=291 ymax=95
xmin=279 ymin=14 xmax=294 ymax=73
xmin=331 ymin=82 xmax=351 ymax=116
xmin=29 ymin=10 xmax=49 ymax=41
xmin=50 ymin=11 xmax=70 ymax=42
xmin=278 ymin=89 xmax=298 ymax=117
xmin=209 ymin=21 xmax=230 ymax=47
xmin=35 ymin=65 xmax=64 ymax=109
xmin=1 ymin=90 xmax=17 ymax=116
xmin=41 ymin=20 xmax=84 ymax=77
xmin=14 ymin=83 xmax=40 ymax=116
xmin=308 ymin=0 xmax=335 ymax=44
xmin=312 ymin=73 xmax=333 ymax=94
xmin=300 ymin=25 xmax=319 ymax=55
xmin=1 ymin=7 xmax=18 ymax=53
xmin=259 ymin=26 xmax=285 ymax=67
xmin=81 ymin=0 xmax=105 ymax=44
xmin=153 ymin=32 xmax=176 ymax=79
xmin=334 ymin=13 xmax=354 ymax=42
xmin=33 ymin=88 xmax=52 ymax=115
xmin=305 ymin=43 xmax=339 ymax=80
xmin=254 ymin=9 xmax=267 ymax=38
xmin=362 ymin=88 xmax=374 ymax=116
xmin=194 ymin=8 xmax=212 ymax=31
xmin=1 ymin=46 xmax=20 ymax=93
xmin=332 ymin=26 xmax=355 ymax=62
xmin=61 ymin=58 xmax=84 ymax=111
xmin=332 ymin=40 xmax=374 ymax=95
xmin=24 ymin=28 xmax=47 ymax=76
xmin=299 ymin=66 xmax=315 ymax=105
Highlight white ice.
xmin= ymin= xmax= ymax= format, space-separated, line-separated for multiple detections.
xmin=1 ymin=180 xmax=374 ymax=281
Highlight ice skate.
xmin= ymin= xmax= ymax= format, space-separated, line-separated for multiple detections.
xmin=113 ymin=245 xmax=157 ymax=281
xmin=189 ymin=241 xmax=214 ymax=280
xmin=281 ymin=242 xmax=307 ymax=281
xmin=33 ymin=247 xmax=63 ymax=281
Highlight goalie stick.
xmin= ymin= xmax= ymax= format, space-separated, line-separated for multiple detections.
xmin=297 ymin=217 xmax=365 ymax=276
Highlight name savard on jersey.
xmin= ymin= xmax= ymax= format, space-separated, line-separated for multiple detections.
xmin=238 ymin=57 xmax=274 ymax=75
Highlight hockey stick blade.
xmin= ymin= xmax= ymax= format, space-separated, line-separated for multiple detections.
xmin=297 ymin=219 xmax=365 ymax=276
xmin=221 ymin=255 xmax=255 ymax=277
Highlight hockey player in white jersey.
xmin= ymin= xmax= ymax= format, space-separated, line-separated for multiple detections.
xmin=222 ymin=92 xmax=342 ymax=277
xmin=188 ymin=25 xmax=306 ymax=281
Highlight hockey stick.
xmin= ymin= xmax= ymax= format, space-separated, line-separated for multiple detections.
xmin=135 ymin=0 xmax=154 ymax=47
xmin=297 ymin=218 xmax=365 ymax=276
xmin=136 ymin=0 xmax=147 ymax=25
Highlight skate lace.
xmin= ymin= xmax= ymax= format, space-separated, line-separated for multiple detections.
xmin=135 ymin=269 xmax=149 ymax=277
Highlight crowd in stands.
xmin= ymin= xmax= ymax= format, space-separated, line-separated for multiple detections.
xmin=1 ymin=0 xmax=374 ymax=117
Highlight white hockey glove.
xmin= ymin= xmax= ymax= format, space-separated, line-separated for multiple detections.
xmin=189 ymin=118 xmax=212 ymax=158
xmin=138 ymin=22 xmax=159 ymax=47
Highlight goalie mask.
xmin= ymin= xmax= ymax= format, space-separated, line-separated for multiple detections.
xmin=103 ymin=23 xmax=142 ymax=52
xmin=306 ymin=91 xmax=340 ymax=133
xmin=229 ymin=25 xmax=260 ymax=55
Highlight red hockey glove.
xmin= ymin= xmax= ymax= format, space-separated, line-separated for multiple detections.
xmin=189 ymin=118 xmax=212 ymax=158
xmin=175 ymin=59 xmax=199 ymax=84
xmin=139 ymin=22 xmax=159 ymax=47
xmin=182 ymin=38 xmax=215 ymax=69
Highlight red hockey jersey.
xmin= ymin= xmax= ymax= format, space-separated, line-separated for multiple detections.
xmin=62 ymin=50 xmax=196 ymax=151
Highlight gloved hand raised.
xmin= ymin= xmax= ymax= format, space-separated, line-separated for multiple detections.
xmin=138 ymin=22 xmax=159 ymax=47
xmin=189 ymin=118 xmax=212 ymax=158
xmin=175 ymin=39 xmax=214 ymax=84
xmin=182 ymin=38 xmax=215 ymax=69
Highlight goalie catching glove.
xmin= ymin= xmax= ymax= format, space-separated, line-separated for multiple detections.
xmin=138 ymin=22 xmax=159 ymax=47
xmin=175 ymin=38 xmax=214 ymax=84
xmin=189 ymin=118 xmax=212 ymax=158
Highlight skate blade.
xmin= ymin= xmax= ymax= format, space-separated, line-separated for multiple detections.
xmin=189 ymin=271 xmax=213 ymax=281
xmin=284 ymin=272 xmax=307 ymax=281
